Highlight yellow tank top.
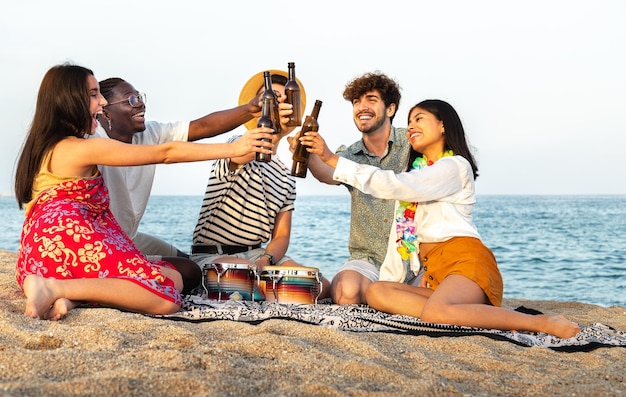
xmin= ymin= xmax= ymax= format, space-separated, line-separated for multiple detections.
xmin=24 ymin=150 xmax=98 ymax=215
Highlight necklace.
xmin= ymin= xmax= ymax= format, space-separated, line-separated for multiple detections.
xmin=395 ymin=150 xmax=454 ymax=259
xmin=411 ymin=150 xmax=454 ymax=170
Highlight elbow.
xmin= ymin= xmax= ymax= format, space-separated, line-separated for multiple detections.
xmin=161 ymin=152 xmax=175 ymax=164
xmin=162 ymin=156 xmax=175 ymax=164
xmin=314 ymin=173 xmax=339 ymax=186
xmin=160 ymin=142 xmax=179 ymax=164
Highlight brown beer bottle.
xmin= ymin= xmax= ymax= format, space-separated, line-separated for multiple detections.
xmin=255 ymin=96 xmax=274 ymax=163
xmin=261 ymin=71 xmax=282 ymax=135
xmin=291 ymin=99 xmax=322 ymax=177
xmin=284 ymin=62 xmax=302 ymax=127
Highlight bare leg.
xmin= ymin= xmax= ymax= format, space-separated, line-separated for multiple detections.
xmin=330 ymin=270 xmax=372 ymax=304
xmin=23 ymin=275 xmax=181 ymax=320
xmin=420 ymin=275 xmax=580 ymax=339
xmin=366 ymin=281 xmax=432 ymax=316
xmin=366 ymin=276 xmax=579 ymax=338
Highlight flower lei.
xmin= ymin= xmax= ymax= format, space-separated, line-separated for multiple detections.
xmin=395 ymin=150 xmax=454 ymax=259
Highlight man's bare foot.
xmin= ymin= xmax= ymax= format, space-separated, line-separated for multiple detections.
xmin=545 ymin=315 xmax=581 ymax=339
xmin=23 ymin=275 xmax=59 ymax=320
xmin=45 ymin=298 xmax=79 ymax=321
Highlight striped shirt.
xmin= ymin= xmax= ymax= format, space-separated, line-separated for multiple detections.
xmin=193 ymin=136 xmax=296 ymax=246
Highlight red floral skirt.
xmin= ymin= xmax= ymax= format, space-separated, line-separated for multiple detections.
xmin=16 ymin=175 xmax=181 ymax=306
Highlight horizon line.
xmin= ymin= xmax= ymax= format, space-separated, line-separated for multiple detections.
xmin=2 ymin=193 xmax=626 ymax=198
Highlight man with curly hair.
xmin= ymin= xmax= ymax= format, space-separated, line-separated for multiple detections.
xmin=300 ymin=71 xmax=411 ymax=304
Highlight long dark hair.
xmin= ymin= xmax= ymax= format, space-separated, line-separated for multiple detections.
xmin=407 ymin=99 xmax=479 ymax=180
xmin=14 ymin=63 xmax=94 ymax=208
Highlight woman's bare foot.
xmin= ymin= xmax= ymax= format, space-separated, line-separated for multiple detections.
xmin=23 ymin=275 xmax=59 ymax=320
xmin=45 ymin=298 xmax=79 ymax=321
xmin=545 ymin=315 xmax=581 ymax=339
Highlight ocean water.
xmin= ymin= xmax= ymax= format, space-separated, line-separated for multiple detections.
xmin=1 ymin=195 xmax=624 ymax=307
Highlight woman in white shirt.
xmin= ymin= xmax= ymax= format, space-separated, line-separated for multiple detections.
xmin=301 ymin=99 xmax=580 ymax=339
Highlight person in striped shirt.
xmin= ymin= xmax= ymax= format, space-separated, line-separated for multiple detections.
xmin=191 ymin=70 xmax=331 ymax=297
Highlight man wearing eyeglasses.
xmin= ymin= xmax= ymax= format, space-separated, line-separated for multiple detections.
xmin=95 ymin=77 xmax=262 ymax=264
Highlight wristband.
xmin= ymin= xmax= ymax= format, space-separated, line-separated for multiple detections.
xmin=262 ymin=253 xmax=275 ymax=266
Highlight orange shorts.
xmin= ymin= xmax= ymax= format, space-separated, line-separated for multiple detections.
xmin=419 ymin=237 xmax=503 ymax=307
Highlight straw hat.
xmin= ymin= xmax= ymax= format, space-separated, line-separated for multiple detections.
xmin=238 ymin=69 xmax=307 ymax=130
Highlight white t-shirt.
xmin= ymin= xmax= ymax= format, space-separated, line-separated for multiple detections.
xmin=94 ymin=121 xmax=190 ymax=238
xmin=332 ymin=155 xmax=480 ymax=282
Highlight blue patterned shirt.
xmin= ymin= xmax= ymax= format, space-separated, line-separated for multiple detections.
xmin=336 ymin=126 xmax=410 ymax=268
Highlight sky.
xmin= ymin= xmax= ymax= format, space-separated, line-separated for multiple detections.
xmin=1 ymin=0 xmax=625 ymax=197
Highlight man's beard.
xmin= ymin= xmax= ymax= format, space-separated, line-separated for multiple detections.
xmin=357 ymin=117 xmax=386 ymax=134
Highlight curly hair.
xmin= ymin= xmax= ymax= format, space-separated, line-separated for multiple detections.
xmin=342 ymin=72 xmax=402 ymax=122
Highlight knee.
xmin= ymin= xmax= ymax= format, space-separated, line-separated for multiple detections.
xmin=153 ymin=301 xmax=181 ymax=315
xmin=419 ymin=301 xmax=451 ymax=324
xmin=330 ymin=277 xmax=365 ymax=305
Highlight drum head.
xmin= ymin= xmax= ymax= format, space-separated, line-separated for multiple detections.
xmin=208 ymin=262 xmax=255 ymax=272
xmin=261 ymin=265 xmax=320 ymax=277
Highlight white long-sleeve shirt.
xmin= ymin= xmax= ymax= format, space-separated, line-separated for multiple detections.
xmin=332 ymin=155 xmax=481 ymax=282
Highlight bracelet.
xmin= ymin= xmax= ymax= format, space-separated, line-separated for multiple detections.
xmin=262 ymin=253 xmax=275 ymax=266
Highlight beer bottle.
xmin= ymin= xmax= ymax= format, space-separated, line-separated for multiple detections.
xmin=255 ymin=96 xmax=274 ymax=163
xmin=284 ymin=62 xmax=302 ymax=127
xmin=291 ymin=99 xmax=322 ymax=177
xmin=261 ymin=71 xmax=282 ymax=135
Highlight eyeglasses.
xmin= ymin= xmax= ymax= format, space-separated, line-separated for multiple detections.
xmin=106 ymin=92 xmax=147 ymax=108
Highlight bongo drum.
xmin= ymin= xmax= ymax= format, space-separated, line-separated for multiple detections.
xmin=259 ymin=265 xmax=322 ymax=304
xmin=202 ymin=262 xmax=258 ymax=301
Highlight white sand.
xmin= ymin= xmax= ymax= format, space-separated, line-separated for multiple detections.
xmin=1 ymin=250 xmax=625 ymax=396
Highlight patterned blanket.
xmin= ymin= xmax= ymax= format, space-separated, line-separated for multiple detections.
xmin=157 ymin=295 xmax=626 ymax=352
